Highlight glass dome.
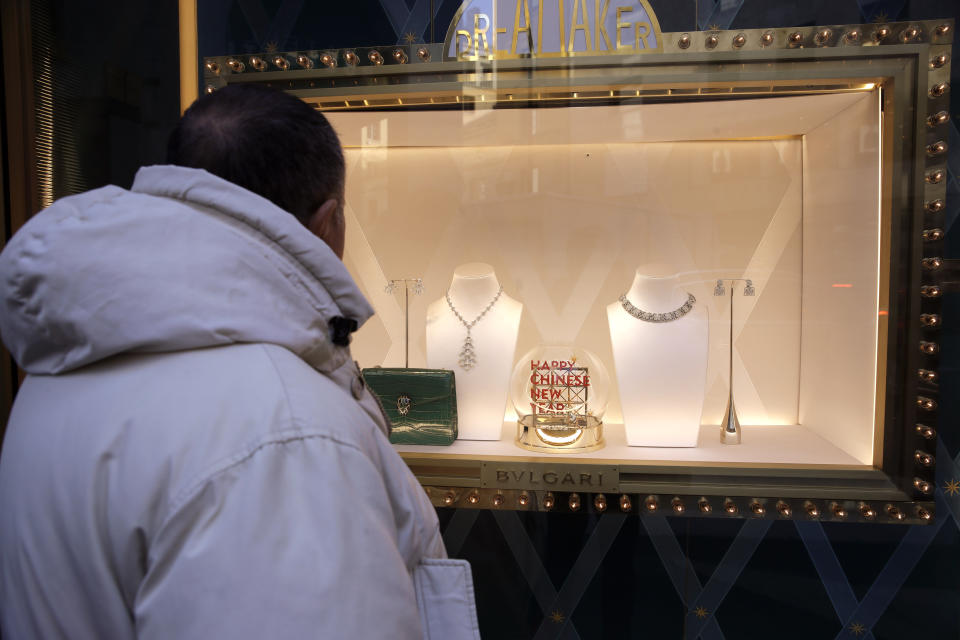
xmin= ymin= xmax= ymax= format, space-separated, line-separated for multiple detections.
xmin=510 ymin=345 xmax=609 ymax=453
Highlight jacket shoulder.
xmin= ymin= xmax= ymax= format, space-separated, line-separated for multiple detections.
xmin=254 ymin=343 xmax=384 ymax=446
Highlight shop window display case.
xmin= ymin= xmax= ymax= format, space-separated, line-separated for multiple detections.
xmin=203 ymin=4 xmax=953 ymax=524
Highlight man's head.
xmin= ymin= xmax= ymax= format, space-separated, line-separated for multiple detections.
xmin=167 ymin=84 xmax=346 ymax=257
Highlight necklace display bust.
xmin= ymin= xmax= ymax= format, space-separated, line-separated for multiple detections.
xmin=606 ymin=266 xmax=708 ymax=447
xmin=426 ymin=263 xmax=522 ymax=440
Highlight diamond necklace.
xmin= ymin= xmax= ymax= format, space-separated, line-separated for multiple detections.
xmin=446 ymin=285 xmax=504 ymax=371
xmin=619 ymin=292 xmax=696 ymax=322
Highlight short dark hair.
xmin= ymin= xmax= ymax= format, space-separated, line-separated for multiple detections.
xmin=167 ymin=84 xmax=344 ymax=225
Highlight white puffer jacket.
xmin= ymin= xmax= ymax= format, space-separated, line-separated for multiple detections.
xmin=0 ymin=166 xmax=480 ymax=639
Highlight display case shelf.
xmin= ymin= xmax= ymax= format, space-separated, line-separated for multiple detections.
xmin=398 ymin=423 xmax=868 ymax=468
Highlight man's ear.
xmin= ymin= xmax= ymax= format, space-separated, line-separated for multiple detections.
xmin=307 ymin=198 xmax=345 ymax=259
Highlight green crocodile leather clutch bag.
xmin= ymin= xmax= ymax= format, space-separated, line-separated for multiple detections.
xmin=361 ymin=368 xmax=458 ymax=446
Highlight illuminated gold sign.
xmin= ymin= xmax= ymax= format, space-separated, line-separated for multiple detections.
xmin=443 ymin=0 xmax=662 ymax=60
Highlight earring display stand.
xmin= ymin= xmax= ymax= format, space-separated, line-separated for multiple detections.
xmin=714 ymin=278 xmax=755 ymax=445
xmin=384 ymin=278 xmax=424 ymax=367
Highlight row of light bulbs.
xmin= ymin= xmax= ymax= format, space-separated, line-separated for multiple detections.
xmin=917 ymin=30 xmax=949 ymax=494
xmin=918 ymin=95 xmax=949 ymax=368
xmin=205 ymin=46 xmax=433 ymax=77
xmin=204 ymin=36 xmax=951 ymax=76
xmin=677 ymin=23 xmax=951 ymax=50
xmin=435 ymin=490 xmax=932 ymax=521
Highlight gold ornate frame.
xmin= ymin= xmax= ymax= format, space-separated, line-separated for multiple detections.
xmin=202 ymin=19 xmax=953 ymax=524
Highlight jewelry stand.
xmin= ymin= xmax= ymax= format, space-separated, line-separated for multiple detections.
xmin=384 ymin=278 xmax=423 ymax=367
xmin=713 ymin=278 xmax=755 ymax=445
xmin=607 ymin=269 xmax=708 ymax=447
xmin=426 ymin=264 xmax=522 ymax=440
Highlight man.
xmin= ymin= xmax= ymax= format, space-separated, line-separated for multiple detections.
xmin=0 ymin=84 xmax=480 ymax=639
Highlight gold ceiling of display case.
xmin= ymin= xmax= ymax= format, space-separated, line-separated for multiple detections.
xmin=299 ymin=79 xmax=882 ymax=111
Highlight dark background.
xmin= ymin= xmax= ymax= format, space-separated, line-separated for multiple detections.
xmin=20 ymin=0 xmax=960 ymax=637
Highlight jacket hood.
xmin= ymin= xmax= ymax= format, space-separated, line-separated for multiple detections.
xmin=0 ymin=165 xmax=373 ymax=375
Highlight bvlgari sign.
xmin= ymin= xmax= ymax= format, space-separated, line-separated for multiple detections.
xmin=444 ymin=0 xmax=662 ymax=60
xmin=481 ymin=462 xmax=620 ymax=491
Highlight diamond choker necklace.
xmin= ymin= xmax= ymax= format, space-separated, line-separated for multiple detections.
xmin=619 ymin=292 xmax=696 ymax=322
xmin=446 ymin=285 xmax=503 ymax=370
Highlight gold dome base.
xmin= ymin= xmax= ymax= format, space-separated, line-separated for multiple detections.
xmin=515 ymin=414 xmax=605 ymax=454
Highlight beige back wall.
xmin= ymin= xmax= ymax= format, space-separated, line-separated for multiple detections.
xmin=342 ymin=136 xmax=803 ymax=426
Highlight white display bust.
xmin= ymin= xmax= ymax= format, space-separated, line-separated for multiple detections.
xmin=606 ymin=265 xmax=708 ymax=447
xmin=426 ymin=263 xmax=522 ymax=440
